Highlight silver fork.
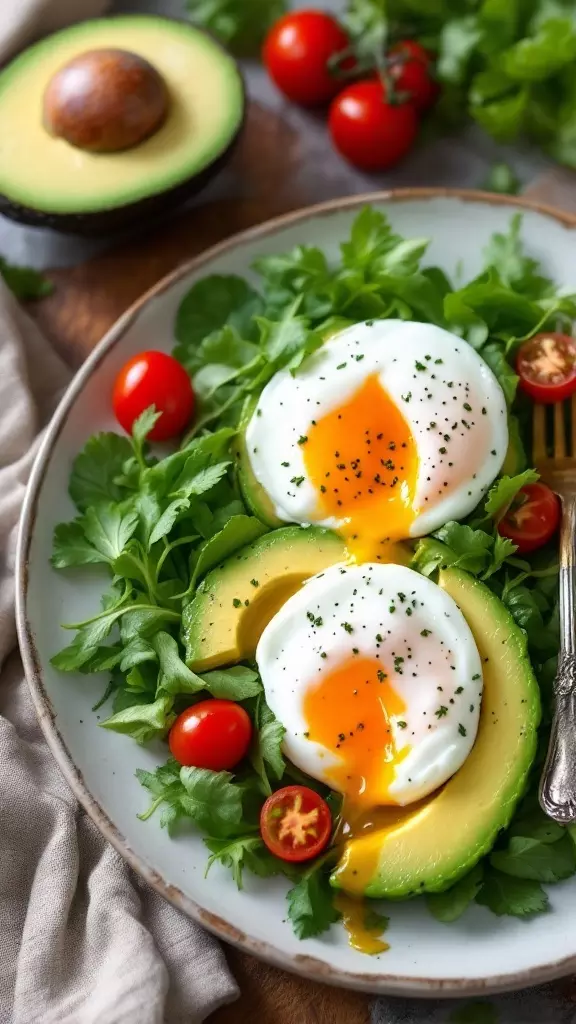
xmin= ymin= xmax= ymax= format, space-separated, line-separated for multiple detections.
xmin=535 ymin=397 xmax=576 ymax=823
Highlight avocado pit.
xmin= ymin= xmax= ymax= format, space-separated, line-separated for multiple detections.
xmin=42 ymin=48 xmax=168 ymax=153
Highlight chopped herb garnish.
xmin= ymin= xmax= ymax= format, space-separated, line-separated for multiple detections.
xmin=420 ymin=628 xmax=431 ymax=637
xmin=435 ymin=706 xmax=448 ymax=718
xmin=341 ymin=622 xmax=353 ymax=634
xmin=233 ymin=598 xmax=242 ymax=608
xmin=458 ymin=723 xmax=467 ymax=737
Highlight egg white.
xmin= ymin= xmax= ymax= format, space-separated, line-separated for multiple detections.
xmin=256 ymin=562 xmax=483 ymax=806
xmin=245 ymin=319 xmax=508 ymax=538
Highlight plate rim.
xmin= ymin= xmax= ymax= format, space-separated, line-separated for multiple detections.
xmin=16 ymin=187 xmax=576 ymax=998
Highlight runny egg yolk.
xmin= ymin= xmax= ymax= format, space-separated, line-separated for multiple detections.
xmin=302 ymin=374 xmax=418 ymax=561
xmin=303 ymin=656 xmax=409 ymax=806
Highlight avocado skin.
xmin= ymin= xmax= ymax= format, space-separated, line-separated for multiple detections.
xmin=0 ymin=18 xmax=246 ymax=237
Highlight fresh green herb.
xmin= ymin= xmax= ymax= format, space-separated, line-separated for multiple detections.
xmin=185 ymin=0 xmax=287 ymax=56
xmin=286 ymin=857 xmax=341 ymax=940
xmin=0 ymin=257 xmax=54 ymax=300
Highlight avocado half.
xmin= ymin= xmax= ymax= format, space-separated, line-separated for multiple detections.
xmin=0 ymin=16 xmax=245 ymax=235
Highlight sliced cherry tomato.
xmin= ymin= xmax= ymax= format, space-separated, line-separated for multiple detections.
xmin=517 ymin=332 xmax=576 ymax=404
xmin=329 ymin=80 xmax=418 ymax=171
xmin=260 ymin=785 xmax=332 ymax=863
xmin=498 ymin=482 xmax=560 ymax=554
xmin=169 ymin=699 xmax=252 ymax=771
xmin=263 ymin=10 xmax=351 ymax=106
xmin=389 ymin=40 xmax=439 ymax=112
xmin=113 ymin=350 xmax=194 ymax=441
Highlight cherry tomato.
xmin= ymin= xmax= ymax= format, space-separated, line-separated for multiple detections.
xmin=389 ymin=40 xmax=439 ymax=112
xmin=329 ymin=80 xmax=418 ymax=171
xmin=113 ymin=350 xmax=194 ymax=441
xmin=263 ymin=10 xmax=350 ymax=106
xmin=260 ymin=785 xmax=332 ymax=863
xmin=498 ymin=482 xmax=560 ymax=554
xmin=169 ymin=700 xmax=252 ymax=771
xmin=517 ymin=333 xmax=576 ymax=404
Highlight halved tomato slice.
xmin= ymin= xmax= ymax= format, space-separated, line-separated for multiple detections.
xmin=517 ymin=332 xmax=576 ymax=403
xmin=260 ymin=785 xmax=332 ymax=863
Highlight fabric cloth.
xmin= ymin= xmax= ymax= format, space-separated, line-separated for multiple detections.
xmin=0 ymin=284 xmax=239 ymax=1024
xmin=0 ymin=7 xmax=239 ymax=1022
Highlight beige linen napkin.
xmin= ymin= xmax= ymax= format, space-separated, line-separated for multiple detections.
xmin=0 ymin=4 xmax=239 ymax=1022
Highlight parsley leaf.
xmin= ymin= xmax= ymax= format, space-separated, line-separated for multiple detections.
xmin=153 ymin=631 xmax=206 ymax=696
xmin=286 ymin=859 xmax=340 ymax=940
xmin=426 ymin=863 xmax=484 ymax=923
xmin=483 ymin=470 xmax=539 ymax=521
xmin=51 ymin=520 xmax=108 ymax=568
xmin=204 ymin=835 xmax=284 ymax=889
xmin=82 ymin=504 xmax=139 ymax=562
xmin=69 ymin=432 xmax=135 ymax=511
xmin=100 ymin=694 xmax=174 ymax=744
xmin=191 ymin=515 xmax=269 ymax=586
xmin=179 ymin=766 xmax=244 ymax=837
xmin=200 ymin=665 xmax=262 ymax=700
xmin=490 ymin=834 xmax=576 ymax=882
xmin=249 ymin=698 xmax=286 ymax=794
xmin=175 ymin=275 xmax=261 ymax=365
xmin=476 ymin=869 xmax=549 ymax=917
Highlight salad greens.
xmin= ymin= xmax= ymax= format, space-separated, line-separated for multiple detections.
xmin=51 ymin=206 xmax=574 ymax=939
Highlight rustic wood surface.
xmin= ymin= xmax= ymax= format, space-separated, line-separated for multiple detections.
xmin=26 ymin=96 xmax=576 ymax=1024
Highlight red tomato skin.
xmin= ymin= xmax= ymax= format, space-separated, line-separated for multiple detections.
xmin=113 ymin=350 xmax=194 ymax=441
xmin=498 ymin=483 xmax=561 ymax=554
xmin=260 ymin=785 xmax=332 ymax=863
xmin=389 ymin=45 xmax=439 ymax=111
xmin=169 ymin=700 xmax=252 ymax=771
xmin=329 ymin=80 xmax=418 ymax=171
xmin=263 ymin=10 xmax=350 ymax=106
xmin=517 ymin=333 xmax=576 ymax=404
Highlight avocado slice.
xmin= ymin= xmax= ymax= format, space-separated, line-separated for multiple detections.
xmin=501 ymin=415 xmax=527 ymax=475
xmin=235 ymin=396 xmax=284 ymax=528
xmin=183 ymin=525 xmax=346 ymax=671
xmin=330 ymin=567 xmax=541 ymax=899
xmin=0 ymin=16 xmax=244 ymax=233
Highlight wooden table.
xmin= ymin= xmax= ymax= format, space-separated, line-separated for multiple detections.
xmin=27 ymin=96 xmax=576 ymax=1024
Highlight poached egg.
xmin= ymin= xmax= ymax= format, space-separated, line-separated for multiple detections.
xmin=256 ymin=562 xmax=483 ymax=807
xmin=245 ymin=320 xmax=508 ymax=561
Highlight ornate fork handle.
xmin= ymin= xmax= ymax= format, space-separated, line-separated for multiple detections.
xmin=540 ymin=495 xmax=576 ymax=824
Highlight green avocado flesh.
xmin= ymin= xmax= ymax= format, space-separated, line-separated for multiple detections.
xmin=331 ymin=566 xmax=541 ymax=899
xmin=183 ymin=526 xmax=346 ymax=671
xmin=0 ymin=16 xmax=243 ymax=213
xmin=235 ymin=396 xmax=284 ymax=528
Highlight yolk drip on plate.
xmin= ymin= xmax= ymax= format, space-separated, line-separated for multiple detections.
xmin=302 ymin=374 xmax=418 ymax=562
xmin=303 ymin=656 xmax=409 ymax=807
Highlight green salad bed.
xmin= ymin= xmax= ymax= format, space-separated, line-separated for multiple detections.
xmin=50 ymin=207 xmax=575 ymax=940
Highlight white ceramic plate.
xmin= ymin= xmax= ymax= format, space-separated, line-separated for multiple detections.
xmin=16 ymin=190 xmax=576 ymax=997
